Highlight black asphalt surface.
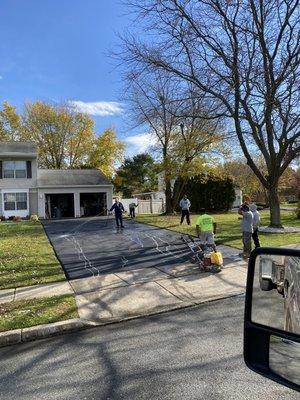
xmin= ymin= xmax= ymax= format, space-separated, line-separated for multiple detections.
xmin=43 ymin=217 xmax=195 ymax=280
xmin=0 ymin=296 xmax=298 ymax=400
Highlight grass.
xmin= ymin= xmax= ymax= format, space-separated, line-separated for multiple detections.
xmin=0 ymin=221 xmax=66 ymax=290
xmin=280 ymin=202 xmax=297 ymax=208
xmin=0 ymin=294 xmax=78 ymax=332
xmin=135 ymin=210 xmax=300 ymax=249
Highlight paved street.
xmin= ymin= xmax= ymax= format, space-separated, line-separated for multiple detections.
xmin=0 ymin=296 xmax=298 ymax=400
xmin=43 ymin=217 xmax=242 ymax=280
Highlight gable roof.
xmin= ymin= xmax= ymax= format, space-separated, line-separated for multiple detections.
xmin=37 ymin=169 xmax=112 ymax=187
xmin=0 ymin=142 xmax=37 ymax=157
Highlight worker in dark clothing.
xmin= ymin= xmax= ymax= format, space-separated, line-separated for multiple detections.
xmin=110 ymin=198 xmax=125 ymax=228
xmin=129 ymin=202 xmax=138 ymax=218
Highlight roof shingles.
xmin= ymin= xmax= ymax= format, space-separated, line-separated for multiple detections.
xmin=0 ymin=142 xmax=37 ymax=155
xmin=37 ymin=169 xmax=112 ymax=187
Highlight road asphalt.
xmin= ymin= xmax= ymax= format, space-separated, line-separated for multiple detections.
xmin=0 ymin=296 xmax=298 ymax=400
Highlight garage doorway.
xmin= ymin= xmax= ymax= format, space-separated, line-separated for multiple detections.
xmin=45 ymin=193 xmax=75 ymax=219
xmin=80 ymin=193 xmax=106 ymax=217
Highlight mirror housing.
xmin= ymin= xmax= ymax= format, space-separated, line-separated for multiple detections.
xmin=244 ymin=247 xmax=300 ymax=392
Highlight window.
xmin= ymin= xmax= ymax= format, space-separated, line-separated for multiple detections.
xmin=4 ymin=192 xmax=28 ymax=211
xmin=16 ymin=193 xmax=27 ymax=210
xmin=3 ymin=161 xmax=27 ymax=179
xmin=4 ymin=193 xmax=15 ymax=210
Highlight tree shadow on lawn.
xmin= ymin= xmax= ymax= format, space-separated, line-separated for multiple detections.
xmin=0 ymin=263 xmax=66 ymax=290
xmin=0 ymin=295 xmax=78 ymax=332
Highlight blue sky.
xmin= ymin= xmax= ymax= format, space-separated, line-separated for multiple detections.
xmin=0 ymin=0 xmax=151 ymax=156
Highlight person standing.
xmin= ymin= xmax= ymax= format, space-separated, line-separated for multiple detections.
xmin=196 ymin=208 xmax=217 ymax=250
xmin=179 ymin=195 xmax=191 ymax=225
xmin=238 ymin=203 xmax=253 ymax=258
xmin=110 ymin=198 xmax=125 ymax=228
xmin=129 ymin=202 xmax=138 ymax=218
xmin=250 ymin=203 xmax=261 ymax=248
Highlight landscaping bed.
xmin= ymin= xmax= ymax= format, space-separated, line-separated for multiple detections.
xmin=0 ymin=294 xmax=78 ymax=332
xmin=0 ymin=221 xmax=66 ymax=289
xmin=135 ymin=210 xmax=300 ymax=249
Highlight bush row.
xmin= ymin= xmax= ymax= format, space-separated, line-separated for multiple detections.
xmin=174 ymin=174 xmax=236 ymax=212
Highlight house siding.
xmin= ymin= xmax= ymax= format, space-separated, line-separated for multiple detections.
xmin=0 ymin=157 xmax=38 ymax=218
xmin=0 ymin=159 xmax=38 ymax=189
xmin=29 ymin=189 xmax=38 ymax=215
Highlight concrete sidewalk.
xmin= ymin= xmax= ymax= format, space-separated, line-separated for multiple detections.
xmin=74 ymin=263 xmax=247 ymax=323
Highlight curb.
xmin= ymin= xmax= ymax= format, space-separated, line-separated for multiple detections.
xmin=0 ymin=318 xmax=97 ymax=348
xmin=0 ymin=291 xmax=245 ymax=348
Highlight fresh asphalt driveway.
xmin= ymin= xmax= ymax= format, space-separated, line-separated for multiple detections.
xmin=43 ymin=217 xmax=206 ymax=280
xmin=43 ymin=217 xmax=242 ymax=281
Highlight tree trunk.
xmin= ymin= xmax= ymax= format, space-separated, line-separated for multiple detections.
xmin=172 ymin=178 xmax=187 ymax=213
xmin=165 ymin=178 xmax=173 ymax=214
xmin=268 ymin=186 xmax=282 ymax=228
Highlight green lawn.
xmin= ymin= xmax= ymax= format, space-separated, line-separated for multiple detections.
xmin=0 ymin=221 xmax=66 ymax=289
xmin=135 ymin=210 xmax=300 ymax=249
xmin=0 ymin=295 xmax=78 ymax=332
xmin=280 ymin=202 xmax=298 ymax=208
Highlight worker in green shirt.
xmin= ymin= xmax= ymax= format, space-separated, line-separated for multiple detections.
xmin=196 ymin=208 xmax=217 ymax=250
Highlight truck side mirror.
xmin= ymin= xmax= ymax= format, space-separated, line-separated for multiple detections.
xmin=244 ymin=247 xmax=300 ymax=392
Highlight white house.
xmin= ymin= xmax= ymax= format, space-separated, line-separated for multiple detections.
xmin=0 ymin=142 xmax=113 ymax=219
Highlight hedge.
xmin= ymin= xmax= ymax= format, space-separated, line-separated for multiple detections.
xmin=174 ymin=174 xmax=236 ymax=212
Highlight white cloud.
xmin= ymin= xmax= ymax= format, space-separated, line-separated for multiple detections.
xmin=69 ymin=100 xmax=124 ymax=116
xmin=0 ymin=76 xmax=3 ymax=80
xmin=125 ymin=133 xmax=154 ymax=156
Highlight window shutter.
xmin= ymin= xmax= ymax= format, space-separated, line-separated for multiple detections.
xmin=26 ymin=161 xmax=32 ymax=179
xmin=0 ymin=161 xmax=2 ymax=179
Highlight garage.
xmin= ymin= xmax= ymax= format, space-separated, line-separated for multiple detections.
xmin=37 ymin=169 xmax=113 ymax=219
xmin=45 ymin=193 xmax=75 ymax=219
xmin=80 ymin=192 xmax=107 ymax=217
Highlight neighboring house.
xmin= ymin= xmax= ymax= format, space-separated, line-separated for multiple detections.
xmin=0 ymin=142 xmax=113 ymax=219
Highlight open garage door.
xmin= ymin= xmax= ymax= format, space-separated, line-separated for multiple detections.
xmin=45 ymin=193 xmax=75 ymax=219
xmin=80 ymin=192 xmax=107 ymax=217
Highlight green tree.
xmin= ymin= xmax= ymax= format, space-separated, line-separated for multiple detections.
xmin=22 ymin=102 xmax=94 ymax=169
xmin=114 ymin=153 xmax=158 ymax=197
xmin=223 ymin=159 xmax=261 ymax=196
xmin=0 ymin=101 xmax=22 ymax=141
xmin=88 ymin=128 xmax=125 ymax=177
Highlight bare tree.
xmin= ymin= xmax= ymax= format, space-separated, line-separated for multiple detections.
xmin=123 ymin=0 xmax=300 ymax=227
xmin=124 ymin=71 xmax=181 ymax=212
xmin=124 ymin=70 xmax=222 ymax=212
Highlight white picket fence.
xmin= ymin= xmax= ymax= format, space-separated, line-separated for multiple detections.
xmin=117 ymin=198 xmax=165 ymax=214
xmin=138 ymin=199 xmax=165 ymax=214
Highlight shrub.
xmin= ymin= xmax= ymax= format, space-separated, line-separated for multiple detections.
xmin=30 ymin=214 xmax=39 ymax=222
xmin=13 ymin=216 xmax=21 ymax=222
xmin=255 ymin=202 xmax=267 ymax=208
xmin=174 ymin=174 xmax=236 ymax=212
xmin=0 ymin=216 xmax=5 ymax=221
